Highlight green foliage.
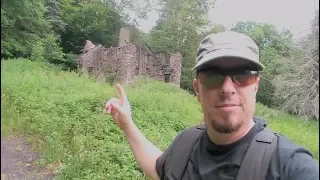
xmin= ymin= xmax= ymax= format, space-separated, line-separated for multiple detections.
xmin=231 ymin=21 xmax=293 ymax=57
xmin=30 ymin=40 xmax=46 ymax=62
xmin=59 ymin=0 xmax=122 ymax=54
xmin=1 ymin=59 xmax=202 ymax=179
xmin=231 ymin=21 xmax=295 ymax=106
xmin=30 ymin=32 xmax=65 ymax=65
xmin=146 ymin=0 xmax=214 ymax=93
xmin=256 ymin=47 xmax=283 ymax=106
xmin=2 ymin=0 xmax=123 ymax=70
xmin=1 ymin=0 xmax=65 ymax=69
xmin=123 ymin=25 xmax=148 ymax=45
xmin=254 ymin=103 xmax=319 ymax=160
xmin=1 ymin=60 xmax=318 ymax=179
xmin=148 ymin=0 xmax=211 ymax=53
xmin=207 ymin=24 xmax=227 ymax=34
xmin=45 ymin=0 xmax=66 ymax=32
xmin=180 ymin=68 xmax=196 ymax=94
xmin=106 ymin=0 xmax=155 ymax=26
xmin=61 ymin=52 xmax=79 ymax=70
xmin=43 ymin=33 xmax=65 ymax=63
xmin=1 ymin=0 xmax=51 ymax=58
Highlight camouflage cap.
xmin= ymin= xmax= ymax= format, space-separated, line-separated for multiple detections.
xmin=192 ymin=31 xmax=265 ymax=71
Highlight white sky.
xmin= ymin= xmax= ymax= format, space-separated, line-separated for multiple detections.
xmin=135 ymin=0 xmax=319 ymax=38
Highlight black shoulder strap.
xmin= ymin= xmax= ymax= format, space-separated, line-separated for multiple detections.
xmin=166 ymin=124 xmax=205 ymax=180
xmin=236 ymin=127 xmax=278 ymax=180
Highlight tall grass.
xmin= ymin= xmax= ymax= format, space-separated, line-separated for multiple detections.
xmin=1 ymin=59 xmax=318 ymax=179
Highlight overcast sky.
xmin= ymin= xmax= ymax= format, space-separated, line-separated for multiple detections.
xmin=135 ymin=0 xmax=319 ymax=38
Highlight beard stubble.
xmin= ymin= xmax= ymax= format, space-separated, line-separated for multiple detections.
xmin=208 ymin=111 xmax=244 ymax=134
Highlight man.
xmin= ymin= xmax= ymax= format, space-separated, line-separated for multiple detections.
xmin=104 ymin=31 xmax=319 ymax=180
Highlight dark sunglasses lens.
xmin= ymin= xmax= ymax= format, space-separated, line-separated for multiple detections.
xmin=200 ymin=73 xmax=225 ymax=87
xmin=234 ymin=74 xmax=257 ymax=86
xmin=199 ymin=70 xmax=258 ymax=87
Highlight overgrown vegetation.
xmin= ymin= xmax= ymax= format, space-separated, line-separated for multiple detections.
xmin=1 ymin=0 xmax=318 ymax=119
xmin=1 ymin=59 xmax=201 ymax=179
xmin=1 ymin=59 xmax=319 ymax=179
xmin=144 ymin=1 xmax=319 ymax=120
xmin=1 ymin=0 xmax=318 ymax=178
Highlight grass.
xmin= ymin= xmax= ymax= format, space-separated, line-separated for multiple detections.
xmin=1 ymin=59 xmax=319 ymax=179
xmin=255 ymin=103 xmax=319 ymax=161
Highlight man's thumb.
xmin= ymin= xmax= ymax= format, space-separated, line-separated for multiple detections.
xmin=111 ymin=102 xmax=125 ymax=114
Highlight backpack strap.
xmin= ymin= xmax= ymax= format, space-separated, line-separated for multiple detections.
xmin=236 ymin=127 xmax=278 ymax=180
xmin=166 ymin=124 xmax=205 ymax=180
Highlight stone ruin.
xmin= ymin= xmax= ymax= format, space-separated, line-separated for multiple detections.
xmin=78 ymin=27 xmax=182 ymax=85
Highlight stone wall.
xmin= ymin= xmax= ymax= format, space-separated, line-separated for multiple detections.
xmin=79 ymin=28 xmax=182 ymax=85
xmin=118 ymin=28 xmax=131 ymax=47
xmin=79 ymin=42 xmax=182 ymax=85
xmin=169 ymin=53 xmax=182 ymax=84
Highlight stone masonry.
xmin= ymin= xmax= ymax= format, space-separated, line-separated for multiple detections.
xmin=118 ymin=28 xmax=132 ymax=47
xmin=79 ymin=27 xmax=182 ymax=85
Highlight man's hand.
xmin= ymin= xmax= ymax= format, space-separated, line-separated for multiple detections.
xmin=104 ymin=84 xmax=133 ymax=130
xmin=104 ymin=84 xmax=162 ymax=180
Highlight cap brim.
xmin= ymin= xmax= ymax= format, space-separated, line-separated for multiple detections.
xmin=192 ymin=48 xmax=265 ymax=71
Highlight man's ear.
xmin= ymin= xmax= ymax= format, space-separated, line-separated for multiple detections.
xmin=193 ymin=79 xmax=200 ymax=102
xmin=254 ymin=77 xmax=260 ymax=93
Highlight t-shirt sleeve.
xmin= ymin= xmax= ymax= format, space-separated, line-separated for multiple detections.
xmin=283 ymin=150 xmax=319 ymax=180
xmin=155 ymin=131 xmax=184 ymax=179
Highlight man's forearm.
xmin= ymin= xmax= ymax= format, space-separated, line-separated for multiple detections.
xmin=123 ymin=123 xmax=163 ymax=180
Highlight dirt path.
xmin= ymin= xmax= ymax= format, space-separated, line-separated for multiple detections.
xmin=1 ymin=135 xmax=55 ymax=180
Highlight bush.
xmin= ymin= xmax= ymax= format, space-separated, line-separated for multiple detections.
xmin=30 ymin=40 xmax=45 ymax=62
xmin=30 ymin=33 xmax=65 ymax=64
xmin=60 ymin=52 xmax=79 ymax=71
xmin=180 ymin=67 xmax=196 ymax=95
xmin=43 ymin=33 xmax=65 ymax=64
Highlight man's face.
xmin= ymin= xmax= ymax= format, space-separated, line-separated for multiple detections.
xmin=193 ymin=66 xmax=260 ymax=134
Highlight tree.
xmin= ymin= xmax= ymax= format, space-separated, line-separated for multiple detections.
xmin=1 ymin=0 xmax=51 ymax=58
xmin=146 ymin=0 xmax=214 ymax=93
xmin=59 ymin=0 xmax=122 ymax=54
xmin=231 ymin=21 xmax=293 ymax=57
xmin=207 ymin=24 xmax=226 ymax=34
xmin=105 ymin=0 xmax=156 ymax=26
xmin=45 ymin=0 xmax=66 ymax=33
xmin=1 ymin=0 xmax=65 ymax=65
xmin=272 ymin=11 xmax=319 ymax=120
xmin=231 ymin=21 xmax=294 ymax=107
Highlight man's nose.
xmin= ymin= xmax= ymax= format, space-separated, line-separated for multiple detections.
xmin=220 ymin=76 xmax=236 ymax=96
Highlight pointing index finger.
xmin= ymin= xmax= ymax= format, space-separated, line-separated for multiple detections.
xmin=115 ymin=83 xmax=127 ymax=105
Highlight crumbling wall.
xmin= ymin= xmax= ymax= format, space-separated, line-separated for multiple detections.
xmin=169 ymin=53 xmax=182 ymax=85
xmin=136 ymin=45 xmax=152 ymax=76
xmin=99 ymin=45 xmax=138 ymax=83
xmin=79 ymin=43 xmax=137 ymax=83
xmin=118 ymin=28 xmax=131 ymax=47
xmin=79 ymin=38 xmax=182 ymax=85
xmin=117 ymin=45 xmax=138 ymax=83
xmin=79 ymin=40 xmax=100 ymax=74
xmin=145 ymin=53 xmax=167 ymax=81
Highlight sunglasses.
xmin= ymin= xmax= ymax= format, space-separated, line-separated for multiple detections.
xmin=197 ymin=69 xmax=259 ymax=88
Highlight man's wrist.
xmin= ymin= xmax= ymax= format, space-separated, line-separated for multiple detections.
xmin=122 ymin=120 xmax=137 ymax=135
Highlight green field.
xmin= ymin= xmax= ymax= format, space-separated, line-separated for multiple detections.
xmin=1 ymin=59 xmax=319 ymax=179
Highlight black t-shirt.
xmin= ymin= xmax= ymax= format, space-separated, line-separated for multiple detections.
xmin=156 ymin=119 xmax=319 ymax=180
